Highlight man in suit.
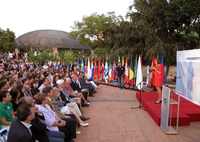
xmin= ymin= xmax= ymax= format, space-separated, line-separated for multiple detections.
xmin=70 ymin=74 xmax=89 ymax=100
xmin=68 ymin=61 xmax=74 ymax=71
xmin=78 ymin=71 xmax=96 ymax=96
xmin=7 ymin=104 xmax=35 ymax=142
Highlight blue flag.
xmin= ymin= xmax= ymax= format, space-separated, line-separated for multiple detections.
xmin=81 ymin=59 xmax=84 ymax=71
xmin=77 ymin=58 xmax=79 ymax=69
xmin=161 ymin=54 xmax=165 ymax=85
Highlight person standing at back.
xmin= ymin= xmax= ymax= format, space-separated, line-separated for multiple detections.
xmin=116 ymin=62 xmax=125 ymax=90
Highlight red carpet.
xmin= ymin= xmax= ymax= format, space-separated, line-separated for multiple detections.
xmin=136 ymin=92 xmax=200 ymax=126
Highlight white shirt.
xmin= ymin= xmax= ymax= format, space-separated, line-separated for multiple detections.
xmin=21 ymin=121 xmax=32 ymax=136
xmin=39 ymin=84 xmax=46 ymax=92
xmin=43 ymin=65 xmax=49 ymax=69
xmin=8 ymin=53 xmax=13 ymax=58
xmin=34 ymin=51 xmax=37 ymax=56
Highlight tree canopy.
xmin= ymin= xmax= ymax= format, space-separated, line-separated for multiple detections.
xmin=70 ymin=0 xmax=200 ymax=67
xmin=0 ymin=28 xmax=17 ymax=52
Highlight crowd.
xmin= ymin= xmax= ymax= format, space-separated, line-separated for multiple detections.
xmin=0 ymin=51 xmax=99 ymax=142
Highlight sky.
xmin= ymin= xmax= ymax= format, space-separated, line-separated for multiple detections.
xmin=0 ymin=0 xmax=133 ymax=38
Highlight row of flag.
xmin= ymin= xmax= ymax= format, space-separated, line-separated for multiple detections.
xmin=77 ymin=54 xmax=165 ymax=90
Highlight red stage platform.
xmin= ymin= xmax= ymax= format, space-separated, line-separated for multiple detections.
xmin=136 ymin=92 xmax=200 ymax=126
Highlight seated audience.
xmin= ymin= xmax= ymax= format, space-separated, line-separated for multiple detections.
xmin=0 ymin=91 xmax=15 ymax=129
xmin=65 ymin=77 xmax=89 ymax=106
xmin=34 ymin=93 xmax=75 ymax=142
xmin=19 ymin=97 xmax=65 ymax=142
xmin=7 ymin=104 xmax=35 ymax=142
xmin=10 ymin=88 xmax=20 ymax=114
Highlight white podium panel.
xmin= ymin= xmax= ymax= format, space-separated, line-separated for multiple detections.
xmin=160 ymin=86 xmax=181 ymax=135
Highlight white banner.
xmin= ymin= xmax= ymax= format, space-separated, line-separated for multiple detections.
xmin=176 ymin=49 xmax=200 ymax=106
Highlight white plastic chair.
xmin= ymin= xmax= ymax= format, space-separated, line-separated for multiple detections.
xmin=0 ymin=127 xmax=10 ymax=142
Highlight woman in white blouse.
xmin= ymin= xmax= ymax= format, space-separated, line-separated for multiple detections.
xmin=34 ymin=93 xmax=72 ymax=142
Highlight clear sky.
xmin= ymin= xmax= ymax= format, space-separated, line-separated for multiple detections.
xmin=0 ymin=0 xmax=133 ymax=38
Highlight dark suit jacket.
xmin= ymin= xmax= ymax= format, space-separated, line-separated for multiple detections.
xmin=70 ymin=80 xmax=81 ymax=92
xmin=78 ymin=77 xmax=91 ymax=89
xmin=7 ymin=117 xmax=35 ymax=142
xmin=69 ymin=63 xmax=74 ymax=71
xmin=70 ymin=80 xmax=88 ymax=101
xmin=31 ymin=113 xmax=49 ymax=142
xmin=60 ymin=90 xmax=71 ymax=104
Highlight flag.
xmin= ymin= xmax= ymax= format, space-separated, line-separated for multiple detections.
xmin=104 ymin=58 xmax=109 ymax=83
xmin=102 ymin=57 xmax=105 ymax=81
xmin=129 ymin=55 xmax=134 ymax=86
xmin=150 ymin=54 xmax=155 ymax=88
xmin=87 ymin=58 xmax=91 ymax=78
xmin=113 ymin=60 xmax=116 ymax=84
xmin=118 ymin=56 xmax=120 ymax=66
xmin=85 ymin=58 xmax=87 ymax=72
xmin=81 ymin=59 xmax=84 ymax=71
xmin=114 ymin=60 xmax=117 ymax=79
xmin=134 ymin=55 xmax=138 ymax=85
xmin=161 ymin=54 xmax=165 ymax=85
xmin=77 ymin=58 xmax=79 ymax=69
xmin=97 ymin=57 xmax=101 ymax=81
xmin=136 ymin=56 xmax=143 ymax=90
xmin=108 ymin=61 xmax=112 ymax=82
xmin=122 ymin=56 xmax=124 ymax=66
xmin=91 ymin=58 xmax=94 ymax=79
xmin=124 ymin=56 xmax=129 ymax=85
xmin=94 ymin=58 xmax=97 ymax=80
xmin=146 ymin=58 xmax=151 ymax=86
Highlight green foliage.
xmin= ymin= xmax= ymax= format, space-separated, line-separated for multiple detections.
xmin=70 ymin=0 xmax=200 ymax=66
xmin=127 ymin=0 xmax=200 ymax=65
xmin=70 ymin=12 xmax=124 ymax=50
xmin=59 ymin=50 xmax=76 ymax=62
xmin=28 ymin=49 xmax=57 ymax=63
xmin=59 ymin=50 xmax=91 ymax=62
xmin=0 ymin=28 xmax=17 ymax=52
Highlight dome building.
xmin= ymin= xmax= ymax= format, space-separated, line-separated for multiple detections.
xmin=16 ymin=29 xmax=91 ymax=54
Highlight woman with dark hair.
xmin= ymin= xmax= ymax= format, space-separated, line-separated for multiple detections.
xmin=31 ymin=79 xmax=40 ymax=96
xmin=150 ymin=58 xmax=164 ymax=104
xmin=10 ymin=88 xmax=20 ymax=114
xmin=53 ymin=75 xmax=60 ymax=85
xmin=16 ymin=84 xmax=24 ymax=98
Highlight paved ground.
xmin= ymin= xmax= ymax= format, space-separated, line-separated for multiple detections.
xmin=75 ymin=84 xmax=200 ymax=142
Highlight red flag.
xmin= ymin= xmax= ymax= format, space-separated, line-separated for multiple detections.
xmin=129 ymin=55 xmax=134 ymax=86
xmin=94 ymin=58 xmax=97 ymax=80
xmin=112 ymin=60 xmax=116 ymax=79
xmin=97 ymin=57 xmax=101 ymax=81
xmin=124 ymin=56 xmax=129 ymax=85
xmin=102 ymin=57 xmax=104 ymax=81
xmin=150 ymin=54 xmax=155 ymax=88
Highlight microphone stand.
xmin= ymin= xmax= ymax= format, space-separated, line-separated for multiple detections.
xmin=131 ymin=80 xmax=146 ymax=111
xmin=131 ymin=71 xmax=152 ymax=111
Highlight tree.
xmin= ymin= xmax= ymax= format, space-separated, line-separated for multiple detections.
xmin=128 ymin=0 xmax=200 ymax=77
xmin=70 ymin=12 xmax=124 ymax=50
xmin=0 ymin=28 xmax=17 ymax=52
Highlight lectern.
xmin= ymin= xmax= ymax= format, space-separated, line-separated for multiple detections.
xmin=160 ymin=85 xmax=181 ymax=135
